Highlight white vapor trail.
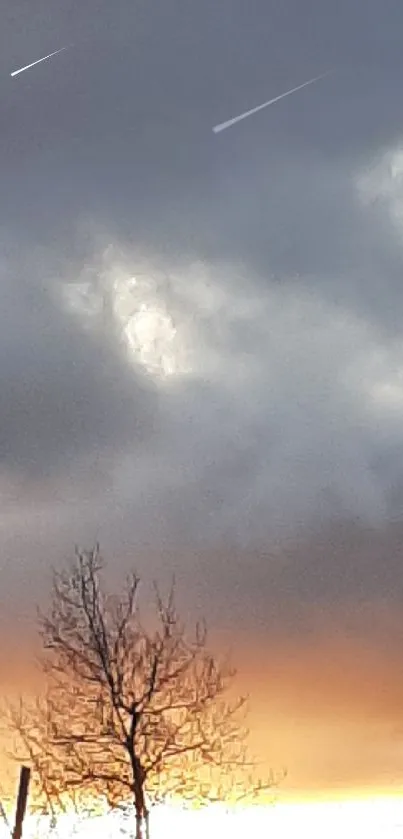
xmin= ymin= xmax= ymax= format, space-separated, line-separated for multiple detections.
xmin=212 ymin=70 xmax=332 ymax=134
xmin=10 ymin=46 xmax=68 ymax=78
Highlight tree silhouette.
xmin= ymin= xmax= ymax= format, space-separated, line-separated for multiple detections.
xmin=6 ymin=546 xmax=278 ymax=838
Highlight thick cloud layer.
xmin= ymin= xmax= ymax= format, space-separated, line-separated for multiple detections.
xmin=3 ymin=199 xmax=403 ymax=599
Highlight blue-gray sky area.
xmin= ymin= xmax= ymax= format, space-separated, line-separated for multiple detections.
xmin=3 ymin=0 xmax=403 ymax=798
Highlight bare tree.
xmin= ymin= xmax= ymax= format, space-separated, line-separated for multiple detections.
xmin=5 ymin=546 xmax=279 ymax=838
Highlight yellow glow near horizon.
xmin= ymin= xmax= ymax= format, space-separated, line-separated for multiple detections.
xmin=3 ymin=798 xmax=403 ymax=839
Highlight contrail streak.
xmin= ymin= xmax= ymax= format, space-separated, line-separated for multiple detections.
xmin=212 ymin=70 xmax=332 ymax=134
xmin=10 ymin=46 xmax=68 ymax=78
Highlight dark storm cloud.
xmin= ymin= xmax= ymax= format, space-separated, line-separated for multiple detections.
xmin=2 ymin=0 xmax=403 ymax=630
xmin=7 ymin=225 xmax=396 ymax=573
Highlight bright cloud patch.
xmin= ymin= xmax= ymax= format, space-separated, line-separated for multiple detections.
xmin=45 ymin=233 xmax=403 ymax=544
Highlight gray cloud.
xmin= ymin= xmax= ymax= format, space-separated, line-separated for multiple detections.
xmin=3 ymin=0 xmax=403 ymax=647
xmin=0 ymin=239 xmax=159 ymax=478
xmin=3 ymin=215 xmax=403 ymax=548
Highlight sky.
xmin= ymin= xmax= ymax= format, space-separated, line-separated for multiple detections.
xmin=3 ymin=0 xmax=403 ymax=806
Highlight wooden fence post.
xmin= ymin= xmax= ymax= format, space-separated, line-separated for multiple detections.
xmin=12 ymin=767 xmax=30 ymax=839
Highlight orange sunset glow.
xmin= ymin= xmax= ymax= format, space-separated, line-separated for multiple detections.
xmin=4 ymin=556 xmax=403 ymax=837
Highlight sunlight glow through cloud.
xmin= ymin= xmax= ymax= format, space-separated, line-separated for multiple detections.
xmin=59 ymin=255 xmax=190 ymax=379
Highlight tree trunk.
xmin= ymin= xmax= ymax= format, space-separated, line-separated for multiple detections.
xmin=145 ymin=809 xmax=150 ymax=839
xmin=134 ymin=807 xmax=149 ymax=839
xmin=133 ymin=764 xmax=147 ymax=839
xmin=135 ymin=811 xmax=143 ymax=839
